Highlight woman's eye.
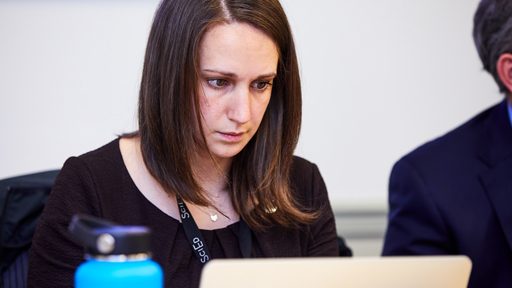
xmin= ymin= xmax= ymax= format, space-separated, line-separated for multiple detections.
xmin=253 ymin=81 xmax=272 ymax=91
xmin=208 ymin=79 xmax=228 ymax=88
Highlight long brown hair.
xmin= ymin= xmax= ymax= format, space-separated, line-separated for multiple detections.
xmin=137 ymin=0 xmax=317 ymax=230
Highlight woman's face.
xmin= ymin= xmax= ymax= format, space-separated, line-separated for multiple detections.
xmin=197 ymin=22 xmax=279 ymax=161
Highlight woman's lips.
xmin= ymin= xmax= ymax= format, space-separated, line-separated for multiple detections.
xmin=218 ymin=131 xmax=244 ymax=142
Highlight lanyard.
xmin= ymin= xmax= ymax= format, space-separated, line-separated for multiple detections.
xmin=176 ymin=196 xmax=252 ymax=263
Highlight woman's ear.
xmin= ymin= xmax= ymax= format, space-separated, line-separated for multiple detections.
xmin=496 ymin=53 xmax=512 ymax=93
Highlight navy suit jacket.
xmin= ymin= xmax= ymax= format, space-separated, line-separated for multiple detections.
xmin=382 ymin=100 xmax=512 ymax=288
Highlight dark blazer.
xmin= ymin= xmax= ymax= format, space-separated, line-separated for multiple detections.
xmin=382 ymin=99 xmax=512 ymax=288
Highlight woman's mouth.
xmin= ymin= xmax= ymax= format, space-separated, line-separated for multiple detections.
xmin=218 ymin=131 xmax=244 ymax=142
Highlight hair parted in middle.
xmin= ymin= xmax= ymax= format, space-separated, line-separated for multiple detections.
xmin=136 ymin=0 xmax=318 ymax=230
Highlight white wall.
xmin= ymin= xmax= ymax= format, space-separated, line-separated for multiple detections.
xmin=0 ymin=0 xmax=501 ymax=211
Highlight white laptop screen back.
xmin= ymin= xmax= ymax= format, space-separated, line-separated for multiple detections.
xmin=199 ymin=256 xmax=471 ymax=288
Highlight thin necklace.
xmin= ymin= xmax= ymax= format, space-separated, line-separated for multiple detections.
xmin=198 ymin=192 xmax=229 ymax=222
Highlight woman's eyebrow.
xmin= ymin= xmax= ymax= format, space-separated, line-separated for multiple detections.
xmin=202 ymin=69 xmax=276 ymax=79
xmin=202 ymin=69 xmax=238 ymax=78
xmin=256 ymin=72 xmax=277 ymax=79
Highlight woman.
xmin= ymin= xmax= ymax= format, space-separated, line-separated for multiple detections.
xmin=27 ymin=0 xmax=339 ymax=287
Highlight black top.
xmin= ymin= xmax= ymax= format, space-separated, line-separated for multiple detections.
xmin=27 ymin=138 xmax=339 ymax=288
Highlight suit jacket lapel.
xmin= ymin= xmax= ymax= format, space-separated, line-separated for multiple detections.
xmin=478 ymin=99 xmax=512 ymax=251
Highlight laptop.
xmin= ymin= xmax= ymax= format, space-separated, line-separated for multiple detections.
xmin=199 ymin=256 xmax=472 ymax=288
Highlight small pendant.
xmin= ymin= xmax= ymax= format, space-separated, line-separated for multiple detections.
xmin=210 ymin=213 xmax=218 ymax=222
xmin=265 ymin=207 xmax=277 ymax=214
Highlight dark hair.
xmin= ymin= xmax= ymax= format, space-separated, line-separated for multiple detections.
xmin=135 ymin=0 xmax=316 ymax=230
xmin=473 ymin=0 xmax=512 ymax=93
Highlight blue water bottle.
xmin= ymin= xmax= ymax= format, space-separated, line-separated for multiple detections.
xmin=68 ymin=215 xmax=163 ymax=288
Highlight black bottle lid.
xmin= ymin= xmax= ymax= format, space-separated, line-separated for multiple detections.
xmin=68 ymin=214 xmax=151 ymax=256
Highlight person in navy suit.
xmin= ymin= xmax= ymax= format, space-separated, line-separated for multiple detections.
xmin=382 ymin=1 xmax=512 ymax=287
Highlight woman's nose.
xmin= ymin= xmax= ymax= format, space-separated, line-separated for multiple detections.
xmin=227 ymin=87 xmax=251 ymax=124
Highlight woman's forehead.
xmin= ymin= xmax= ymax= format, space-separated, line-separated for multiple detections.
xmin=198 ymin=22 xmax=279 ymax=77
